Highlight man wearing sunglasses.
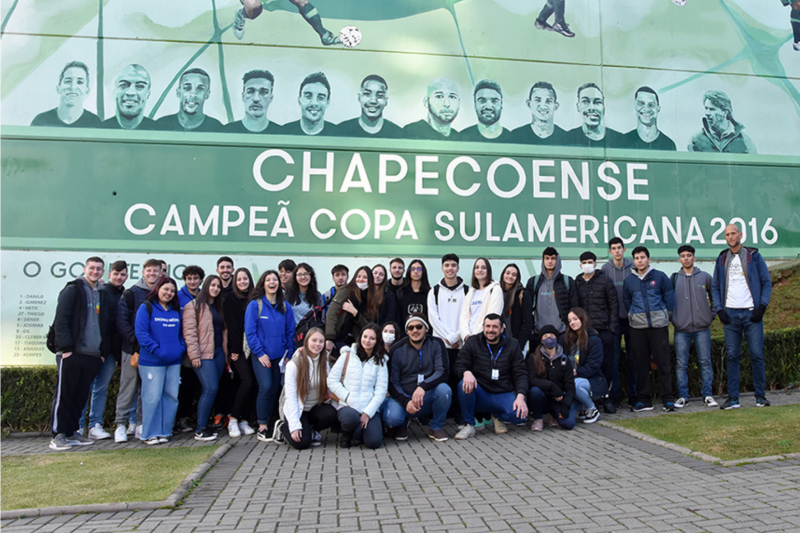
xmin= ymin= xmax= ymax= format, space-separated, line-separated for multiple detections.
xmin=381 ymin=314 xmax=452 ymax=442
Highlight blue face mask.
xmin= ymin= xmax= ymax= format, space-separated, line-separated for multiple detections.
xmin=542 ymin=337 xmax=558 ymax=349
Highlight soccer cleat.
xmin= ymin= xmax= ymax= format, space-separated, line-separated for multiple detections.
xmin=720 ymin=397 xmax=740 ymax=410
xmin=88 ymin=423 xmax=111 ymax=440
xmin=755 ymin=396 xmax=771 ymax=407
xmin=50 ymin=434 xmax=71 ymax=451
xmin=704 ymin=396 xmax=719 ymax=407
xmin=454 ymin=424 xmax=475 ymax=440
xmin=320 ymin=30 xmax=341 ymax=46
xmin=114 ymin=425 xmax=128 ymax=443
xmin=551 ymin=22 xmax=575 ymax=38
xmin=583 ymin=408 xmax=600 ymax=424
xmin=232 ymin=7 xmax=246 ymax=40
xmin=674 ymin=398 xmax=687 ymax=408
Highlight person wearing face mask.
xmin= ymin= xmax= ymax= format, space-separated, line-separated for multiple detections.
xmin=575 ymin=251 xmax=619 ymax=413
xmin=381 ymin=314 xmax=451 ymax=442
xmin=381 ymin=322 xmax=399 ymax=353
xmin=526 ymin=325 xmax=576 ymax=431
xmin=325 ymin=266 xmax=380 ymax=358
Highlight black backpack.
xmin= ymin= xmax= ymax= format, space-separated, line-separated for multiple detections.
xmin=294 ymin=297 xmax=333 ymax=346
xmin=433 ymin=283 xmax=469 ymax=306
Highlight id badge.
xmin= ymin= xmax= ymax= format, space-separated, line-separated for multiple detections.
xmin=491 ymin=369 xmax=499 ymax=380
xmin=417 ymin=373 xmax=425 ymax=384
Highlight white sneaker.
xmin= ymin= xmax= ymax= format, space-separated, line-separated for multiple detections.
xmin=674 ymin=397 xmax=687 ymax=408
xmin=88 ymin=423 xmax=111 ymax=440
xmin=704 ymin=396 xmax=719 ymax=407
xmin=77 ymin=427 xmax=86 ymax=437
xmin=238 ymin=421 xmax=255 ymax=435
xmin=114 ymin=425 xmax=128 ymax=443
xmin=228 ymin=418 xmax=241 ymax=438
xmin=455 ymin=424 xmax=476 ymax=440
xmin=794 ymin=42 xmax=800 ymax=51
xmin=134 ymin=424 xmax=142 ymax=440
xmin=127 ymin=422 xmax=136 ymax=436
xmin=233 ymin=7 xmax=246 ymax=40
xmin=272 ymin=420 xmax=285 ymax=444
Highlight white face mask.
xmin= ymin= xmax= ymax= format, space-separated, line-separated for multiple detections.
xmin=357 ymin=281 xmax=368 ymax=290
xmin=581 ymin=263 xmax=595 ymax=274
xmin=382 ymin=332 xmax=395 ymax=344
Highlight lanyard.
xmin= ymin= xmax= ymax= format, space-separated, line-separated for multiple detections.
xmin=418 ymin=349 xmax=424 ymax=372
xmin=486 ymin=342 xmax=503 ymax=367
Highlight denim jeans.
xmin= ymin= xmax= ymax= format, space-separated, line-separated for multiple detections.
xmin=79 ymin=353 xmax=116 ymax=429
xmin=251 ymin=356 xmax=283 ymax=425
xmin=380 ymin=383 xmax=452 ymax=431
xmin=338 ymin=406 xmax=383 ymax=449
xmin=138 ymin=364 xmax=180 ymax=440
xmin=674 ymin=328 xmax=713 ymax=399
xmin=457 ymin=381 xmax=526 ymax=426
xmin=723 ymin=308 xmax=766 ymax=398
xmin=193 ymin=347 xmax=225 ymax=431
xmin=573 ymin=377 xmax=595 ymax=410
xmin=527 ymin=386 xmax=576 ymax=430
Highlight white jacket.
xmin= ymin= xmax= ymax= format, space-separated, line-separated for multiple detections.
xmin=460 ymin=281 xmax=504 ymax=341
xmin=282 ymin=349 xmax=330 ymax=433
xmin=427 ymin=278 xmax=467 ymax=349
xmin=327 ymin=344 xmax=389 ymax=418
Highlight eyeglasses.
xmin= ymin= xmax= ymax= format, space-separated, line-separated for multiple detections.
xmin=296 ymin=272 xmax=310 ymax=278
xmin=407 ymin=324 xmax=425 ymax=331
xmin=410 ymin=267 xmax=423 ymax=273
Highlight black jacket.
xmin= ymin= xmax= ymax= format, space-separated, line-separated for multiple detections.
xmin=396 ymin=286 xmax=428 ymax=327
xmin=106 ymin=283 xmax=125 ymax=358
xmin=526 ymin=345 xmax=575 ymax=418
xmin=525 ymin=273 xmax=578 ymax=330
xmin=116 ymin=281 xmax=151 ymax=353
xmin=562 ymin=329 xmax=608 ymax=398
xmin=575 ymin=271 xmax=619 ymax=333
xmin=378 ymin=287 xmax=397 ymax=326
xmin=224 ymin=293 xmax=249 ymax=355
xmin=505 ymin=286 xmax=533 ymax=350
xmin=53 ymin=279 xmax=112 ymax=356
xmin=388 ymin=335 xmax=449 ymax=408
xmin=455 ymin=333 xmax=528 ymax=396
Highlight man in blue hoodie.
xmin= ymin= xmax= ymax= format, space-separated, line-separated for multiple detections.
xmin=712 ymin=224 xmax=772 ymax=410
xmin=178 ymin=265 xmax=205 ymax=310
xmin=672 ymin=245 xmax=718 ymax=409
xmin=623 ymin=246 xmax=675 ymax=412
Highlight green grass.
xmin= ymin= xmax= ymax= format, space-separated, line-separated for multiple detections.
xmin=614 ymin=404 xmax=800 ymax=461
xmin=1 ymin=446 xmax=218 ymax=511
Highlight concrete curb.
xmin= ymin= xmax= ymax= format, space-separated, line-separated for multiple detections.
xmin=0 ymin=442 xmax=232 ymax=520
xmin=598 ymin=421 xmax=797 ymax=467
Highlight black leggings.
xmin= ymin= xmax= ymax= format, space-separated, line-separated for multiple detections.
xmin=281 ymin=403 xmax=339 ymax=450
xmin=337 ymin=406 xmax=383 ymax=449
xmin=230 ymin=355 xmax=255 ymax=421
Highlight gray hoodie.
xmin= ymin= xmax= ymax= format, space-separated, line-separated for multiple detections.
xmin=601 ymin=258 xmax=635 ymax=319
xmin=76 ymin=276 xmax=104 ymax=356
xmin=534 ymin=255 xmax=566 ymax=334
xmin=671 ymin=267 xmax=716 ymax=333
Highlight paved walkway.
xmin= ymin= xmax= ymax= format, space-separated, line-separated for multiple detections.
xmin=3 ymin=391 xmax=799 ymax=532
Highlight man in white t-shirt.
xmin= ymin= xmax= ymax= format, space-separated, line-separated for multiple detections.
xmin=712 ymin=224 xmax=773 ymax=410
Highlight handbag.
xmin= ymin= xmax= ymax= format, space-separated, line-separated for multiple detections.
xmin=242 ymin=299 xmax=263 ymax=359
xmin=329 ymin=350 xmax=351 ymax=402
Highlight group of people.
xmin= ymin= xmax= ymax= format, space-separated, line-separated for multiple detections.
xmin=33 ymin=60 xmax=760 ymax=154
xmin=48 ymin=223 xmax=772 ymax=451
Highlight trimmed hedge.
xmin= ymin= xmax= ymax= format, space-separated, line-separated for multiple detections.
xmin=3 ymin=328 xmax=799 ymax=432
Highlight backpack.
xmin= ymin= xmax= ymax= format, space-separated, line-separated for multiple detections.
xmin=433 ymin=283 xmax=469 ymax=306
xmin=532 ymin=273 xmax=570 ymax=293
xmin=242 ymin=299 xmax=263 ymax=359
xmin=294 ymin=297 xmax=334 ymax=346
xmin=670 ymin=272 xmax=679 ymax=289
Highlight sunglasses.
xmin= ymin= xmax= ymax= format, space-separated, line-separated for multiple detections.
xmin=407 ymin=323 xmax=425 ymax=331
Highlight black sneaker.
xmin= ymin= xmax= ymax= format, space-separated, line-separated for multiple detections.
xmin=583 ymin=408 xmax=600 ymax=424
xmin=194 ymin=428 xmax=218 ymax=441
xmin=174 ymin=417 xmax=193 ymax=433
xmin=632 ymin=402 xmax=653 ymax=412
xmin=755 ymin=396 xmax=771 ymax=407
xmin=257 ymin=427 xmax=270 ymax=442
xmin=394 ymin=421 xmax=409 ymax=441
xmin=662 ymin=402 xmax=676 ymax=412
xmin=720 ymin=397 xmax=740 ymax=410
xmin=603 ymin=400 xmax=617 ymax=414
xmin=340 ymin=432 xmax=352 ymax=449
xmin=272 ymin=421 xmax=285 ymax=444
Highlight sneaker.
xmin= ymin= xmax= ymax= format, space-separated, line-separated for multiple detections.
xmin=534 ymin=19 xmax=552 ymax=31
xmin=428 ymin=429 xmax=448 ymax=442
xmin=158 ymin=436 xmax=169 ymax=444
xmin=134 ymin=425 xmax=142 ymax=440
xmin=551 ymin=22 xmax=575 ymax=38
xmin=531 ymin=419 xmax=543 ymax=432
xmin=603 ymin=400 xmax=617 ymax=414
xmin=720 ymin=397 xmax=740 ymax=410
xmin=88 ymin=423 xmax=111 ymax=440
xmin=674 ymin=398 xmax=687 ymax=408
xmin=704 ymin=396 xmax=719 ymax=407
xmin=238 ymin=421 xmax=256 ymax=435
xmin=209 ymin=415 xmax=227 ymax=431
xmin=632 ymin=402 xmax=654 ymax=412
xmin=127 ymin=422 xmax=136 ymax=436
xmin=339 ymin=432 xmax=352 ymax=448
xmin=320 ymin=30 xmax=341 ymax=46
xmin=454 ymin=424 xmax=475 ymax=440
xmin=232 ymin=7 xmax=246 ymax=40
xmin=76 ymin=427 xmax=86 ymax=437
xmin=194 ymin=428 xmax=218 ymax=441
xmin=583 ymin=408 xmax=600 ymax=424
xmin=755 ymin=396 xmax=771 ymax=408
xmin=272 ymin=420 xmax=284 ymax=444
xmin=49 ymin=433 xmax=71 ymax=451
xmin=311 ymin=430 xmax=322 ymax=447
xmin=66 ymin=433 xmax=93 ymax=446
xmin=257 ymin=427 xmax=270 ymax=442
xmin=227 ymin=418 xmax=241 ymax=438
xmin=794 ymin=41 xmax=800 ymax=51
xmin=663 ymin=402 xmax=676 ymax=412
xmin=144 ymin=436 xmax=160 ymax=445
xmin=576 ymin=410 xmax=587 ymax=420
xmin=547 ymin=416 xmax=559 ymax=428
xmin=491 ymin=415 xmax=508 ymax=434
xmin=175 ymin=417 xmax=193 ymax=433
xmin=474 ymin=418 xmax=490 ymax=429
xmin=114 ymin=425 xmax=128 ymax=443
xmin=394 ymin=421 xmax=409 ymax=441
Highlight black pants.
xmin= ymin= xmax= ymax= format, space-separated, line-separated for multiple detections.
xmin=630 ymin=327 xmax=673 ymax=404
xmin=538 ymin=0 xmax=565 ymax=25
xmin=176 ymin=363 xmax=201 ymax=421
xmin=50 ymin=353 xmax=103 ymax=437
xmin=214 ymin=364 xmax=237 ymax=416
xmin=596 ymin=328 xmax=615 ymax=400
xmin=338 ymin=406 xmax=383 ymax=449
xmin=230 ymin=355 xmax=256 ymax=421
xmin=281 ymin=403 xmax=339 ymax=450
xmin=791 ymin=7 xmax=800 ymax=42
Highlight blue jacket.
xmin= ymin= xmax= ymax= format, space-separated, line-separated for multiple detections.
xmin=244 ymin=297 xmax=296 ymax=360
xmin=177 ymin=285 xmax=196 ymax=310
xmin=712 ymin=246 xmax=772 ymax=312
xmin=134 ymin=302 xmax=185 ymax=367
xmin=623 ymin=267 xmax=675 ymax=329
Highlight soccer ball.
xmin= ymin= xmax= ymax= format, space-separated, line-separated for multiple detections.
xmin=339 ymin=26 xmax=362 ymax=48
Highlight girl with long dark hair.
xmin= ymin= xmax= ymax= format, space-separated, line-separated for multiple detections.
xmin=563 ymin=307 xmax=607 ymax=424
xmin=285 ymin=262 xmax=324 ymax=325
xmin=372 ymin=264 xmax=397 ymax=325
xmin=460 ymin=258 xmax=503 ymax=342
xmin=499 ymin=263 xmax=533 ymax=353
xmin=223 ymin=267 xmax=257 ymax=437
xmin=396 ymin=259 xmax=431 ymax=326
xmin=324 ymin=266 xmax=380 ymax=353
